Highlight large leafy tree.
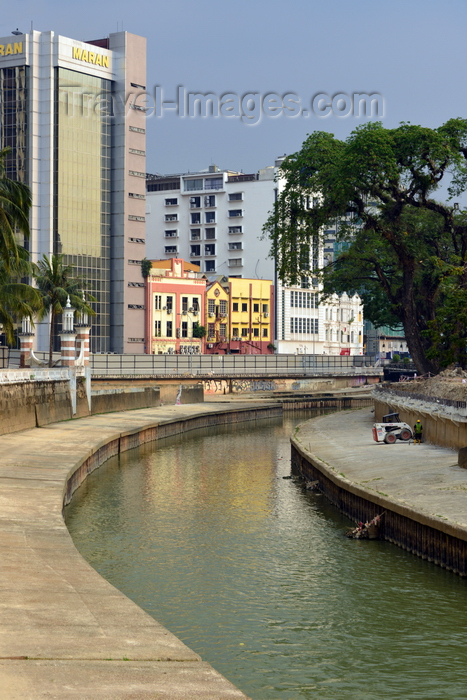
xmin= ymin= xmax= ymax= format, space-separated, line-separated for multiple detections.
xmin=34 ymin=254 xmax=95 ymax=366
xmin=263 ymin=120 xmax=467 ymax=373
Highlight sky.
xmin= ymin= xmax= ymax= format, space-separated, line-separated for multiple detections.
xmin=4 ymin=0 xmax=467 ymax=179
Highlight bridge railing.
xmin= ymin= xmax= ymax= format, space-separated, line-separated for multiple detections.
xmin=87 ymin=353 xmax=378 ymax=376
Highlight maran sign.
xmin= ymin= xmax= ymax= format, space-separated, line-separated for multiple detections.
xmin=72 ymin=46 xmax=110 ymax=68
xmin=0 ymin=42 xmax=23 ymax=56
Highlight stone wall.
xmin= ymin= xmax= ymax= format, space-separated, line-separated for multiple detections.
xmin=159 ymin=383 xmax=204 ymax=405
xmin=91 ymin=387 xmax=161 ymax=414
xmin=0 ymin=380 xmax=73 ymax=436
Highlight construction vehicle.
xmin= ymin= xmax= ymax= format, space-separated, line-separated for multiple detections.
xmin=372 ymin=412 xmax=413 ymax=444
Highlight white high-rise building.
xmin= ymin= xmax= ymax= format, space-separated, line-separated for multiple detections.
xmin=146 ymin=165 xmax=277 ymax=280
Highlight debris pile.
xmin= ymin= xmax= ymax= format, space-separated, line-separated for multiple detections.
xmin=345 ymin=512 xmax=385 ymax=539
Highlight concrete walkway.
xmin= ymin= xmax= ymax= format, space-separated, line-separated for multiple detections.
xmin=0 ymin=403 xmax=259 ymax=700
xmin=294 ymin=408 xmax=467 ymax=533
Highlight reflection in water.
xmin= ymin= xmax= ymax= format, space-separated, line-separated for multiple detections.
xmin=66 ymin=414 xmax=467 ymax=700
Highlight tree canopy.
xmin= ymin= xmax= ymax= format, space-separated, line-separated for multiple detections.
xmin=263 ymin=119 xmax=467 ymax=373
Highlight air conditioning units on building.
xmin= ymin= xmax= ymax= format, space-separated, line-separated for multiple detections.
xmin=182 ymin=311 xmax=187 ymax=315
xmin=188 ymin=307 xmax=194 ymax=312
xmin=207 ymin=343 xmax=213 ymax=349
xmin=208 ymin=312 xmax=215 ymax=317
xmin=193 ymin=311 xmax=198 ymax=316
xmin=264 ymin=312 xmax=269 ymax=318
xmin=220 ymin=313 xmax=227 ymax=318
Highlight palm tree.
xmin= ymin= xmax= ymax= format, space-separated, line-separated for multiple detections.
xmin=34 ymin=254 xmax=95 ymax=366
xmin=0 ymin=248 xmax=42 ymax=344
xmin=0 ymin=148 xmax=31 ymax=272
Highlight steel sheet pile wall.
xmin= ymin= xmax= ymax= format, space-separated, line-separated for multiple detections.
xmin=291 ymin=445 xmax=467 ymax=576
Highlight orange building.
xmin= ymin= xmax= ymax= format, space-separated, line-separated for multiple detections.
xmin=145 ymin=259 xmax=207 ymax=354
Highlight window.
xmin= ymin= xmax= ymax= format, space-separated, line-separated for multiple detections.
xmin=204 ymin=194 xmax=216 ymax=207
xmin=154 ymin=295 xmax=162 ymax=310
xmin=232 ymin=328 xmax=239 ymax=336
xmin=165 ymin=198 xmax=178 ymax=206
xmin=205 ymin=228 xmax=216 ymax=239
xmin=301 ymin=276 xmax=310 ymax=289
xmin=166 ymin=296 xmax=173 ymax=312
xmin=191 ymin=212 xmax=201 ymax=224
xmin=253 ymin=303 xmax=259 ymax=313
xmin=165 ymin=230 xmax=177 ymax=238
xmin=190 ymin=245 xmax=201 ymax=257
xmin=229 ymin=242 xmax=242 ymax=250
xmin=229 ymin=226 xmax=243 ymax=233
xmin=208 ymin=299 xmax=216 ymax=315
xmin=129 ymin=192 xmax=145 ymax=200
xmin=190 ymin=196 xmax=201 ymax=208
xmin=205 ymin=211 xmax=216 ymax=223
xmin=192 ymin=298 xmax=199 ymax=311
xmin=165 ymin=213 xmax=178 ymax=221
xmin=233 ymin=302 xmax=239 ymax=312
xmin=262 ymin=304 xmax=269 ymax=313
xmin=241 ymin=328 xmax=248 ymax=337
xmin=262 ymin=328 xmax=268 ymax=337
xmin=190 ymin=229 xmax=201 ymax=240
xmin=253 ymin=328 xmax=259 ymax=337
xmin=182 ymin=297 xmax=188 ymax=312
xmin=166 ymin=321 xmax=173 ymax=337
xmin=165 ymin=245 xmax=177 ymax=254
xmin=181 ymin=321 xmax=188 ymax=338
xmin=242 ymin=303 xmax=248 ymax=312
xmin=205 ymin=177 xmax=223 ymax=190
xmin=205 ymin=244 xmax=215 ymax=256
xmin=154 ymin=320 xmax=161 ymax=337
xmin=220 ymin=323 xmax=227 ymax=338
xmin=229 ymin=209 xmax=243 ymax=218
xmin=205 ymin=260 xmax=215 ymax=272
xmin=229 ymin=192 xmax=243 ymax=201
xmin=208 ymin=323 xmax=215 ymax=338
xmin=228 ymin=258 xmax=242 ymax=267
xmin=219 ymin=300 xmax=227 ymax=314
xmin=185 ymin=179 xmax=203 ymax=191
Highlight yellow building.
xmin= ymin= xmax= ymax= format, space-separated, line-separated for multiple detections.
xmin=205 ymin=279 xmax=230 ymax=353
xmin=229 ymin=278 xmax=274 ymax=354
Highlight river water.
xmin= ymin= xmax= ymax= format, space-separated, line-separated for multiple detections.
xmin=65 ymin=413 xmax=467 ymax=700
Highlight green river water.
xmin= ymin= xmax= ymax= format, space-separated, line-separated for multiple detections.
xmin=65 ymin=413 xmax=467 ymax=700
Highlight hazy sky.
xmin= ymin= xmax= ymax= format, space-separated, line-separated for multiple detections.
xmin=4 ymin=0 xmax=467 ymax=177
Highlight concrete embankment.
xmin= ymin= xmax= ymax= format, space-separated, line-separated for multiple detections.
xmin=0 ymin=402 xmax=282 ymax=700
xmin=292 ymin=408 xmax=467 ymax=575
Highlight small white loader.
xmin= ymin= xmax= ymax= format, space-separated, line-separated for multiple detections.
xmin=372 ymin=412 xmax=413 ymax=444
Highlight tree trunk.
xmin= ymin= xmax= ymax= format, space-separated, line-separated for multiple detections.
xmin=399 ymin=267 xmax=438 ymax=375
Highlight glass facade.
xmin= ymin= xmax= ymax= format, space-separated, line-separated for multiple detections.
xmin=0 ymin=66 xmax=28 ymax=183
xmin=54 ymin=68 xmax=111 ymax=352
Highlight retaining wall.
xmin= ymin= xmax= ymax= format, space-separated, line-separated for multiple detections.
xmin=374 ymin=394 xmax=467 ymax=451
xmin=203 ymin=374 xmax=381 ymax=395
xmin=0 ymin=380 xmax=73 ymax=435
xmin=291 ymin=439 xmax=467 ymax=576
xmin=63 ymin=405 xmax=282 ymax=506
